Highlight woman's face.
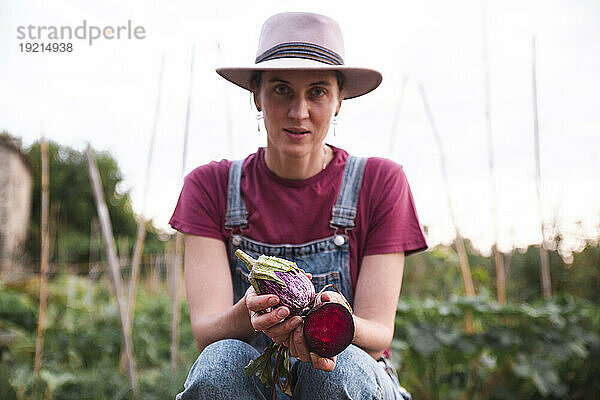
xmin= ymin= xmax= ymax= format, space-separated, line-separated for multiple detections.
xmin=254 ymin=70 xmax=342 ymax=160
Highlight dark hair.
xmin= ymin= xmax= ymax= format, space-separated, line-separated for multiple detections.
xmin=250 ymin=70 xmax=345 ymax=96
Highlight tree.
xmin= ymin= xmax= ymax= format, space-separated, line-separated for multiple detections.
xmin=25 ymin=141 xmax=168 ymax=267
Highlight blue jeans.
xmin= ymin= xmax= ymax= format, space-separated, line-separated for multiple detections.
xmin=176 ymin=339 xmax=411 ymax=400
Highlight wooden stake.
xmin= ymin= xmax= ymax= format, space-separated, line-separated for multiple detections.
xmin=182 ymin=47 xmax=195 ymax=173
xmin=532 ymin=37 xmax=552 ymax=299
xmin=216 ymin=42 xmax=234 ymax=157
xmin=119 ymin=217 xmax=146 ymax=373
xmin=419 ymin=83 xmax=476 ymax=300
xmin=86 ymin=147 xmax=137 ymax=398
xmin=493 ymin=244 xmax=506 ymax=304
xmin=389 ymin=74 xmax=409 ymax=159
xmin=481 ymin=0 xmax=506 ymax=304
xmin=169 ymin=45 xmax=194 ymax=371
xmin=119 ymin=55 xmax=165 ymax=371
xmin=419 ymin=83 xmax=475 ymax=332
xmin=34 ymin=136 xmax=50 ymax=376
xmin=126 ymin=218 xmax=146 ymax=330
xmin=454 ymin=235 xmax=475 ymax=298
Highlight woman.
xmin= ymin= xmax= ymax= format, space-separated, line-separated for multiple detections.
xmin=170 ymin=12 xmax=427 ymax=399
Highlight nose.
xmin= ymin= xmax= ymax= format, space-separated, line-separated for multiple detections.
xmin=288 ymin=95 xmax=309 ymax=120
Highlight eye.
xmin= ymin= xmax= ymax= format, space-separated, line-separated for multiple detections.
xmin=309 ymin=87 xmax=327 ymax=98
xmin=274 ymin=85 xmax=289 ymax=95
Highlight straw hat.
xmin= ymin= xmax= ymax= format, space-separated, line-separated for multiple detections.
xmin=216 ymin=12 xmax=382 ymax=99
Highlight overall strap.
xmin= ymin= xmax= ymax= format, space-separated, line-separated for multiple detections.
xmin=329 ymin=155 xmax=368 ymax=230
xmin=225 ymin=159 xmax=248 ymax=230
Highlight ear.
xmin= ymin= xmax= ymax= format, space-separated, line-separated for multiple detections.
xmin=252 ymin=91 xmax=262 ymax=112
xmin=334 ymin=97 xmax=343 ymax=116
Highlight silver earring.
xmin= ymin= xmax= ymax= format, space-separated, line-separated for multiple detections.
xmin=256 ymin=111 xmax=263 ymax=132
xmin=332 ymin=115 xmax=338 ymax=137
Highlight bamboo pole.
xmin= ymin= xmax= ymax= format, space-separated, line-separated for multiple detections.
xmin=531 ymin=37 xmax=552 ymax=299
xmin=389 ymin=74 xmax=409 ymax=159
xmin=126 ymin=219 xmax=145 ymax=322
xmin=119 ymin=55 xmax=165 ymax=371
xmin=182 ymin=47 xmax=195 ymax=174
xmin=481 ymin=0 xmax=506 ymax=304
xmin=34 ymin=136 xmax=50 ymax=376
xmin=86 ymin=147 xmax=137 ymax=398
xmin=419 ymin=83 xmax=475 ymax=331
xmin=216 ymin=42 xmax=234 ymax=157
xmin=119 ymin=219 xmax=145 ymax=374
xmin=418 ymin=83 xmax=475 ymax=297
xmin=169 ymin=46 xmax=195 ymax=371
xmin=493 ymin=244 xmax=505 ymax=303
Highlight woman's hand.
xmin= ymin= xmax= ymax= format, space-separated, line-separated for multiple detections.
xmin=245 ymin=273 xmax=339 ymax=372
xmin=244 ymin=286 xmax=302 ymax=345
xmin=285 ymin=322 xmax=337 ymax=372
xmin=284 ymin=289 xmax=344 ymax=372
xmin=317 ymin=290 xmax=348 ymax=306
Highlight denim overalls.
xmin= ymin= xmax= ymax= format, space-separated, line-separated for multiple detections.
xmin=177 ymin=154 xmax=412 ymax=399
xmin=226 ymin=155 xmax=367 ymax=328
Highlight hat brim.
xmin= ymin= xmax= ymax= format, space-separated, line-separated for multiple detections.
xmin=216 ymin=58 xmax=382 ymax=100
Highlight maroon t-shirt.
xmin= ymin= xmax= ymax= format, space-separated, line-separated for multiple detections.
xmin=169 ymin=145 xmax=427 ymax=289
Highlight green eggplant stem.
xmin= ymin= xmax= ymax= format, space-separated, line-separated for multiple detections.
xmin=235 ymin=249 xmax=256 ymax=271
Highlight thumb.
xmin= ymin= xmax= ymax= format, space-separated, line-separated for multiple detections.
xmin=310 ymin=352 xmax=322 ymax=366
xmin=320 ymin=292 xmax=332 ymax=302
xmin=310 ymin=352 xmax=336 ymax=372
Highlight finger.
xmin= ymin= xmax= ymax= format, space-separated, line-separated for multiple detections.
xmin=270 ymin=334 xmax=286 ymax=345
xmin=292 ymin=325 xmax=311 ymax=363
xmin=310 ymin=353 xmax=336 ymax=372
xmin=320 ymin=292 xmax=332 ymax=302
xmin=267 ymin=316 xmax=302 ymax=338
xmin=288 ymin=333 xmax=298 ymax=358
xmin=267 ymin=316 xmax=302 ymax=343
xmin=305 ymin=272 xmax=312 ymax=280
xmin=319 ymin=291 xmax=342 ymax=304
xmin=314 ymin=292 xmax=326 ymax=306
xmin=253 ymin=306 xmax=290 ymax=331
xmin=246 ymin=290 xmax=279 ymax=313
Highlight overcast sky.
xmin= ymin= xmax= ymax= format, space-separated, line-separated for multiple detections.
xmin=1 ymin=0 xmax=599 ymax=258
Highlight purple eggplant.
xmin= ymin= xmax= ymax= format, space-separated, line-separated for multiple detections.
xmin=235 ymin=249 xmax=315 ymax=316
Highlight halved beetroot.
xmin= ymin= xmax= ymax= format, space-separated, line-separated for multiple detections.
xmin=303 ymin=302 xmax=355 ymax=358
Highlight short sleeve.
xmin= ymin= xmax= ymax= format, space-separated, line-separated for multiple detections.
xmin=168 ymin=160 xmax=231 ymax=240
xmin=361 ymin=159 xmax=427 ymax=256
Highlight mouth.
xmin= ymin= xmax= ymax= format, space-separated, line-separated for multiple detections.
xmin=283 ymin=128 xmax=310 ymax=135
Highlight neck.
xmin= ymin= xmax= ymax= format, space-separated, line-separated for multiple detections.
xmin=264 ymin=144 xmax=331 ymax=180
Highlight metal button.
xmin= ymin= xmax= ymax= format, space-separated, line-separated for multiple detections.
xmin=231 ymin=235 xmax=242 ymax=246
xmin=334 ymin=235 xmax=345 ymax=246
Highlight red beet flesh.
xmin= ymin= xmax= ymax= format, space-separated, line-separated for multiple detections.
xmin=303 ymin=302 xmax=354 ymax=358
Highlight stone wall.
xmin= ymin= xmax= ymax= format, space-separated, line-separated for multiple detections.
xmin=0 ymin=135 xmax=33 ymax=276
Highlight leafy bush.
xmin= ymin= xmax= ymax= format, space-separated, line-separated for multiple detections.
xmin=2 ymin=273 xmax=599 ymax=399
xmin=24 ymin=141 xmax=170 ymax=267
xmin=393 ymin=296 xmax=600 ymax=399
xmin=0 ymin=289 xmax=37 ymax=331
xmin=404 ymin=240 xmax=600 ymax=304
xmin=0 ymin=275 xmax=197 ymax=399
